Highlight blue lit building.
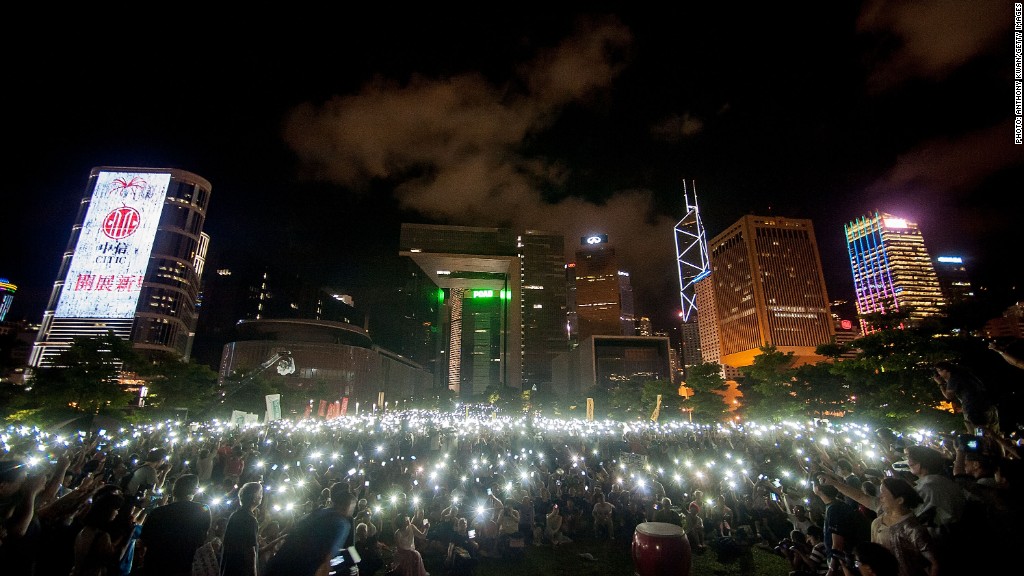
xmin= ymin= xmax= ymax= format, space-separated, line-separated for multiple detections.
xmin=845 ymin=211 xmax=946 ymax=331
xmin=0 ymin=279 xmax=14 ymax=322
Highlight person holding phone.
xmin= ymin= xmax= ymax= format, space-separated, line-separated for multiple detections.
xmin=933 ymin=360 xmax=999 ymax=435
xmin=264 ymin=485 xmax=357 ymax=576
xmin=543 ymin=504 xmax=571 ymax=547
xmin=389 ymin=513 xmax=428 ymax=576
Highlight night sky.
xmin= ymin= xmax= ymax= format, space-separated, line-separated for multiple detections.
xmin=5 ymin=3 xmax=1022 ymax=331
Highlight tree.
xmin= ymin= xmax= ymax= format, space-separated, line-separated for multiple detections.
xmin=641 ymin=379 xmax=685 ymax=421
xmin=833 ymin=306 xmax=954 ymax=428
xmin=137 ymin=353 xmax=219 ymax=417
xmin=25 ymin=332 xmax=141 ymax=414
xmin=683 ymin=363 xmax=731 ymax=422
xmin=791 ymin=362 xmax=850 ymax=419
xmin=737 ymin=345 xmax=800 ymax=422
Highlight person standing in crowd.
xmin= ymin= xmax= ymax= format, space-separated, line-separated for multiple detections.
xmin=903 ymin=445 xmax=964 ymax=541
xmin=0 ymin=459 xmax=45 ymax=574
xmin=812 ymin=478 xmax=860 ymax=576
xmin=220 ymin=482 xmax=263 ymax=576
xmin=264 ymin=484 xmax=358 ymax=576
xmin=869 ymin=478 xmax=938 ymax=576
xmin=933 ymin=361 xmax=999 ymax=434
xmin=125 ymin=449 xmax=170 ymax=498
xmin=196 ymin=449 xmax=216 ymax=486
xmin=69 ymin=487 xmax=131 ymax=576
xmin=137 ymin=473 xmax=211 ymax=576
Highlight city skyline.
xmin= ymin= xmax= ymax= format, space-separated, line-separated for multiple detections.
xmin=5 ymin=4 xmax=1022 ymax=330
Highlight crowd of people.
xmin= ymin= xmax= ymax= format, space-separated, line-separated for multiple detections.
xmin=0 ymin=349 xmax=1021 ymax=576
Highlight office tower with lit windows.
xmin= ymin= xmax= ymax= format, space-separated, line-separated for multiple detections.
xmin=519 ymin=230 xmax=568 ymax=391
xmin=932 ymin=255 xmax=974 ymax=305
xmin=0 ymin=279 xmax=15 ymax=322
xmin=399 ymin=224 xmax=523 ymax=397
xmin=705 ymin=215 xmax=834 ymax=369
xmin=695 ymin=275 xmax=741 ymax=379
xmin=845 ymin=211 xmax=946 ymax=330
xmin=30 ymin=167 xmax=212 ymax=367
xmin=572 ymin=235 xmax=635 ymax=340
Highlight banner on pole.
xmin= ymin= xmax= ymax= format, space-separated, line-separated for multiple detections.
xmin=318 ymin=400 xmax=328 ymax=417
xmin=586 ymin=397 xmax=594 ymax=421
xmin=341 ymin=397 xmax=349 ymax=416
xmin=265 ymin=394 xmax=282 ymax=421
xmin=650 ymin=394 xmax=662 ymax=423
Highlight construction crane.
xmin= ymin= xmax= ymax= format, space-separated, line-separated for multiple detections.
xmin=219 ymin=349 xmax=295 ymax=403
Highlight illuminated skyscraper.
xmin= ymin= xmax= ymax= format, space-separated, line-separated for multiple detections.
xmin=705 ymin=215 xmax=834 ymax=369
xmin=674 ymin=181 xmax=710 ymax=367
xmin=573 ymin=235 xmax=634 ymax=340
xmin=933 ymin=255 xmax=974 ymax=305
xmin=399 ymin=224 xmax=522 ymax=397
xmin=30 ymin=167 xmax=212 ymax=367
xmin=675 ymin=181 xmax=710 ymax=323
xmin=0 ymin=279 xmax=15 ymax=322
xmin=845 ymin=211 xmax=946 ymax=330
xmin=519 ymin=230 xmax=568 ymax=391
xmin=398 ymin=224 xmax=572 ymax=397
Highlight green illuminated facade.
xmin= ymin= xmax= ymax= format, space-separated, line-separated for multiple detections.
xmin=399 ymin=224 xmax=568 ymax=398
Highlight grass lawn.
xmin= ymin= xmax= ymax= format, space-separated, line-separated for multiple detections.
xmin=414 ymin=533 xmax=792 ymax=576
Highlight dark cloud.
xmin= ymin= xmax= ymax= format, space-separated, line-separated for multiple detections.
xmin=282 ymin=16 xmax=679 ymax=313
xmin=857 ymin=0 xmax=1008 ymax=91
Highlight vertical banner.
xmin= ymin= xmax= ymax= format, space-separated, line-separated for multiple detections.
xmin=231 ymin=410 xmax=247 ymax=426
xmin=650 ymin=394 xmax=662 ymax=423
xmin=340 ymin=397 xmax=349 ymax=416
xmin=303 ymin=403 xmax=312 ymax=418
xmin=318 ymin=400 xmax=328 ymax=417
xmin=265 ymin=394 xmax=282 ymax=421
xmin=326 ymin=402 xmax=336 ymax=419
xmin=586 ymin=398 xmax=595 ymax=421
xmin=377 ymin=391 xmax=385 ymax=410
xmin=332 ymin=401 xmax=341 ymax=419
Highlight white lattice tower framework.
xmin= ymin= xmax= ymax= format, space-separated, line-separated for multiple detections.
xmin=674 ymin=181 xmax=710 ymax=323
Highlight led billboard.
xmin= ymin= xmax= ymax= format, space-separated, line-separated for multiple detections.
xmin=54 ymin=171 xmax=170 ymax=318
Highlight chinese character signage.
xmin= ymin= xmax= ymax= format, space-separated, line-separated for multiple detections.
xmin=55 ymin=171 xmax=170 ymax=318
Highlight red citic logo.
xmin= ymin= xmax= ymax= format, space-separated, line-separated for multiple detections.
xmin=102 ymin=206 xmax=142 ymax=240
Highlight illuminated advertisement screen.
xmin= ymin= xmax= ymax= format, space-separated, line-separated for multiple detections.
xmin=54 ymin=171 xmax=170 ymax=318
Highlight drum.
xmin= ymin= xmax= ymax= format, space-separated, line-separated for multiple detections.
xmin=632 ymin=521 xmax=691 ymax=576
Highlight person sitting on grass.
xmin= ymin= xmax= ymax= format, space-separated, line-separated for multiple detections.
xmin=591 ymin=492 xmax=616 ymax=540
xmin=544 ymin=504 xmax=572 ymax=547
